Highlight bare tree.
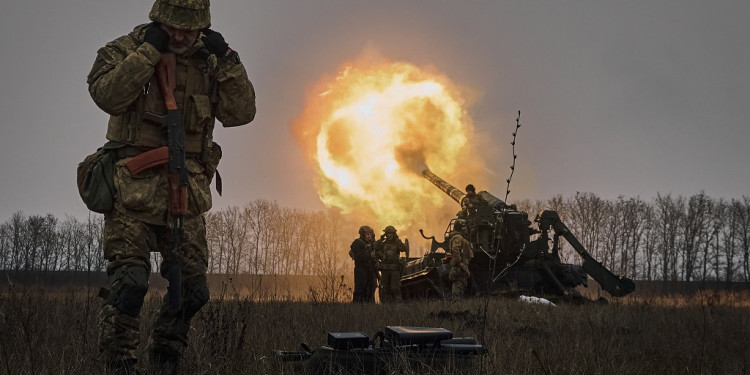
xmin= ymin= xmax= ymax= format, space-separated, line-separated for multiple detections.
xmin=600 ymin=199 xmax=621 ymax=272
xmin=0 ymin=221 xmax=9 ymax=270
xmin=654 ymin=193 xmax=685 ymax=281
xmin=682 ymin=193 xmax=710 ymax=281
xmin=9 ymin=212 xmax=25 ymax=271
xmin=640 ymin=205 xmax=658 ymax=281
xmin=39 ymin=214 xmax=58 ymax=272
xmin=244 ymin=200 xmax=272 ymax=275
xmin=565 ymin=192 xmax=607 ymax=263
xmin=84 ymin=214 xmax=106 ymax=273
xmin=59 ymin=215 xmax=84 ymax=271
xmin=732 ymin=197 xmax=750 ymax=282
xmin=22 ymin=215 xmax=46 ymax=272
xmin=307 ymin=209 xmax=351 ymax=302
xmin=721 ymin=200 xmax=742 ymax=283
xmin=704 ymin=199 xmax=726 ymax=281
xmin=619 ymin=197 xmax=648 ymax=278
xmin=223 ymin=206 xmax=252 ymax=275
xmin=205 ymin=211 xmax=226 ymax=273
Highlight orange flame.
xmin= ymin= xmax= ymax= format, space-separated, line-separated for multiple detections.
xmin=293 ymin=57 xmax=486 ymax=233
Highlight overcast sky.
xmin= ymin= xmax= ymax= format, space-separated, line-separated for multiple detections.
xmin=0 ymin=1 xmax=748 ymax=221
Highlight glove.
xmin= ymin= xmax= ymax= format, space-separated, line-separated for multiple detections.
xmin=202 ymin=29 xmax=230 ymax=57
xmin=144 ymin=22 xmax=169 ymax=53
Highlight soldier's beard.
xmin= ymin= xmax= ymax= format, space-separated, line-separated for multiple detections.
xmin=168 ymin=44 xmax=191 ymax=56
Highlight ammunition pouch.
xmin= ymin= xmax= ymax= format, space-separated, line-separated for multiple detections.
xmin=76 ymin=146 xmax=116 ymax=213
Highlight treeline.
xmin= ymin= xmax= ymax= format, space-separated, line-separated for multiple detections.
xmin=0 ymin=201 xmax=356 ymax=281
xmin=204 ymin=200 xmax=354 ymax=277
xmin=0 ymin=212 xmax=106 ymax=273
xmin=1 ymin=193 xmax=750 ymax=283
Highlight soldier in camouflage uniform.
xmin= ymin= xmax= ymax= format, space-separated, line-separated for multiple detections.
xmin=460 ymin=184 xmax=486 ymax=220
xmin=87 ymin=0 xmax=256 ymax=373
xmin=449 ymin=220 xmax=474 ymax=298
xmin=374 ymin=226 xmax=407 ymax=303
xmin=349 ymin=226 xmax=376 ymax=303
xmin=459 ymin=184 xmax=486 ymax=242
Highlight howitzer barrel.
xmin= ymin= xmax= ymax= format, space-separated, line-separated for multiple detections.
xmin=422 ymin=169 xmax=507 ymax=210
xmin=422 ymin=169 xmax=465 ymax=204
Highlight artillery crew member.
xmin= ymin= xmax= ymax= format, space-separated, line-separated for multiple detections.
xmin=86 ymin=0 xmax=255 ymax=373
xmin=374 ymin=225 xmax=408 ymax=303
xmin=350 ymin=226 xmax=377 ymax=303
xmin=460 ymin=184 xmax=487 ymax=220
xmin=449 ymin=220 xmax=474 ymax=298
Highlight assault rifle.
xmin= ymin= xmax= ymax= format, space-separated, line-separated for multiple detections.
xmin=155 ymin=53 xmax=187 ymax=314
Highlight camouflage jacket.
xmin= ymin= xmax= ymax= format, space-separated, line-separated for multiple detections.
xmin=87 ymin=24 xmax=256 ymax=225
xmin=449 ymin=231 xmax=473 ymax=268
xmin=349 ymin=238 xmax=374 ymax=268
xmin=374 ymin=237 xmax=407 ymax=269
xmin=461 ymin=193 xmax=487 ymax=214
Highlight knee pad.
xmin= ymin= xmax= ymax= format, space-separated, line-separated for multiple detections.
xmin=107 ymin=265 xmax=149 ymax=317
xmin=182 ymin=276 xmax=209 ymax=320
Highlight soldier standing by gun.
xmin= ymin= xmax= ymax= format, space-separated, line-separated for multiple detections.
xmin=86 ymin=1 xmax=255 ymax=373
xmin=449 ymin=220 xmax=474 ymax=299
xmin=460 ymin=184 xmax=486 ymax=220
xmin=374 ymin=226 xmax=408 ymax=303
xmin=459 ymin=184 xmax=486 ymax=242
xmin=349 ymin=226 xmax=376 ymax=303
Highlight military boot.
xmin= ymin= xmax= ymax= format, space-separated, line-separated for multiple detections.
xmin=149 ymin=348 xmax=181 ymax=375
xmin=106 ymin=359 xmax=141 ymax=375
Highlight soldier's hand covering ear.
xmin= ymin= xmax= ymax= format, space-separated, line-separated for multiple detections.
xmin=144 ymin=22 xmax=169 ymax=52
xmin=201 ymin=29 xmax=230 ymax=57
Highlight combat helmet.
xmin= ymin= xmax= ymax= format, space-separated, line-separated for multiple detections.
xmin=149 ymin=0 xmax=211 ymax=31
xmin=358 ymin=225 xmax=374 ymax=237
xmin=453 ymin=219 xmax=466 ymax=232
xmin=383 ymin=225 xmax=397 ymax=234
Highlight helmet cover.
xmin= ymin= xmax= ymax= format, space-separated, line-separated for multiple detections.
xmin=149 ymin=0 xmax=211 ymax=31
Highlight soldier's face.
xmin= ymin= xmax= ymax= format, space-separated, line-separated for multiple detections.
xmin=160 ymin=24 xmax=199 ymax=54
xmin=365 ymin=232 xmax=374 ymax=241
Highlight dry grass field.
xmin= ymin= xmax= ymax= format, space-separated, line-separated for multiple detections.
xmin=0 ymin=281 xmax=748 ymax=375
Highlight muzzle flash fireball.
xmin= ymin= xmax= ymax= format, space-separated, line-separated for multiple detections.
xmin=293 ymin=60 xmax=484 ymax=230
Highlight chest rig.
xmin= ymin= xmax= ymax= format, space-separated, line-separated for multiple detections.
xmin=382 ymin=241 xmax=402 ymax=263
xmin=106 ymin=50 xmax=219 ymax=160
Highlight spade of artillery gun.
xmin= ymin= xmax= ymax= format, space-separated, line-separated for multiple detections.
xmin=400 ymin=169 xmax=636 ymax=300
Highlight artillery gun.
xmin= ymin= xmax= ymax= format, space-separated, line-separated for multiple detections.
xmin=400 ymin=169 xmax=635 ymax=300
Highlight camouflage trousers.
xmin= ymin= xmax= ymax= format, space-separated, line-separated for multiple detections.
xmin=99 ymin=211 xmax=210 ymax=365
xmin=352 ymin=265 xmax=376 ymax=303
xmin=449 ymin=266 xmax=468 ymax=298
xmin=378 ymin=267 xmax=402 ymax=303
